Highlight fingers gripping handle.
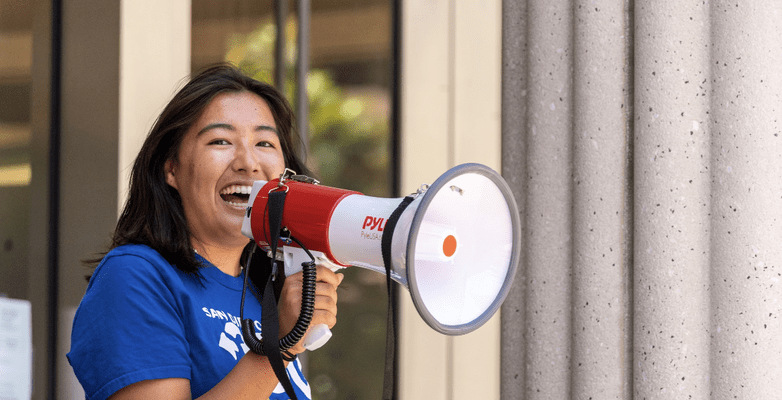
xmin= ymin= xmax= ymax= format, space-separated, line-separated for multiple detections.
xmin=283 ymin=246 xmax=344 ymax=351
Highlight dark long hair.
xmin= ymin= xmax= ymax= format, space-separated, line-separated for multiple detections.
xmin=90 ymin=63 xmax=310 ymax=275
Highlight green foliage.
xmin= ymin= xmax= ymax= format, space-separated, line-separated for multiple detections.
xmin=226 ymin=19 xmax=390 ymax=197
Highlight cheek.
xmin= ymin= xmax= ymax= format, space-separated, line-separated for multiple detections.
xmin=181 ymin=158 xmax=219 ymax=196
xmin=272 ymin=152 xmax=287 ymax=176
xmin=260 ymin=148 xmax=287 ymax=176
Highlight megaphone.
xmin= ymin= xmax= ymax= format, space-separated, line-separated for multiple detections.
xmin=241 ymin=163 xmax=520 ymax=350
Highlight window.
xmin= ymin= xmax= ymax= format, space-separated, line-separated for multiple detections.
xmin=192 ymin=1 xmax=394 ymax=398
xmin=0 ymin=0 xmax=33 ymax=301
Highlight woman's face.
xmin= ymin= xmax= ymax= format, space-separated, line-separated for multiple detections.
xmin=165 ymin=91 xmax=286 ymax=248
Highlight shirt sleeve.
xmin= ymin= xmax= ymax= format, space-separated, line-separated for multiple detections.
xmin=67 ymin=250 xmax=191 ymax=400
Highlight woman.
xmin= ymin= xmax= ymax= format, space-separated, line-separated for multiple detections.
xmin=68 ymin=64 xmax=341 ymax=399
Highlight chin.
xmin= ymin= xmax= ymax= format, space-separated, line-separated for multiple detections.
xmin=219 ymin=214 xmax=246 ymax=235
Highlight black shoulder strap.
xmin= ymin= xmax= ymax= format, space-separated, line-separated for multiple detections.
xmin=379 ymin=195 xmax=415 ymax=400
xmin=261 ymin=189 xmax=298 ymax=399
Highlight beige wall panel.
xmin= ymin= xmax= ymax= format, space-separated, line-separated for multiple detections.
xmin=399 ymin=0 xmax=450 ymax=188
xmin=451 ymin=315 xmax=501 ymax=399
xmin=400 ymin=294 xmax=449 ymax=399
xmin=399 ymin=1 xmax=451 ymax=398
xmin=400 ymin=0 xmax=503 ymax=399
xmin=450 ymin=1 xmax=502 ymax=400
xmin=119 ymin=0 xmax=191 ymax=213
xmin=452 ymin=1 xmax=501 ymax=170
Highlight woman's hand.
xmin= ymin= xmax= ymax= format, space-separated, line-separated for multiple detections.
xmin=277 ymin=263 xmax=344 ymax=355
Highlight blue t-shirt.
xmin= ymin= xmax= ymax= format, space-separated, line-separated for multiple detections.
xmin=67 ymin=244 xmax=311 ymax=400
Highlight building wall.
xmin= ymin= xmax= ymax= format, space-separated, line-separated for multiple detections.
xmin=55 ymin=1 xmax=190 ymax=398
xmin=501 ymin=1 xmax=782 ymax=399
xmin=399 ymin=1 xmax=503 ymax=399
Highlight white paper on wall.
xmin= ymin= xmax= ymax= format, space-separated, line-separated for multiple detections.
xmin=0 ymin=297 xmax=32 ymax=400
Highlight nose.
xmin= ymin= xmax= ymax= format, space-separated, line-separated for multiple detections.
xmin=233 ymin=142 xmax=261 ymax=173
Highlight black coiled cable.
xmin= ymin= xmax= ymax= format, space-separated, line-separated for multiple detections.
xmin=240 ymin=237 xmax=317 ymax=354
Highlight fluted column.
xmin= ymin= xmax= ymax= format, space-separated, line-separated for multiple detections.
xmin=523 ymin=0 xmax=573 ymax=398
xmin=709 ymin=1 xmax=782 ymax=398
xmin=571 ymin=0 xmax=633 ymax=398
xmin=633 ymin=0 xmax=713 ymax=398
xmin=502 ymin=0 xmax=782 ymax=399
xmin=500 ymin=0 xmax=527 ymax=398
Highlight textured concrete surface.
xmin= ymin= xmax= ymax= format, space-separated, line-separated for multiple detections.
xmin=571 ymin=0 xmax=633 ymax=398
xmin=501 ymin=0 xmax=782 ymax=398
xmin=522 ymin=0 xmax=574 ymax=398
xmin=634 ymin=1 xmax=712 ymax=398
xmin=709 ymin=1 xmax=782 ymax=398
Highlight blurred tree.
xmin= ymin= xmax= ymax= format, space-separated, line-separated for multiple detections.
xmin=226 ymin=20 xmax=390 ymax=197
xmin=226 ymin=19 xmax=390 ymax=399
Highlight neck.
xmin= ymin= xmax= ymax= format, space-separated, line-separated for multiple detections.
xmin=192 ymin=238 xmax=246 ymax=277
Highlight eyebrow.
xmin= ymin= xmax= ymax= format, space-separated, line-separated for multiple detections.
xmin=197 ymin=123 xmax=279 ymax=136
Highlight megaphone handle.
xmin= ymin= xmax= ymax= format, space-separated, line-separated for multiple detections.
xmin=300 ymin=262 xmax=342 ymax=351
xmin=280 ymin=246 xmax=342 ymax=351
xmin=302 ymin=323 xmax=332 ymax=351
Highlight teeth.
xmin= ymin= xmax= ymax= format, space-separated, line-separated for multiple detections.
xmin=220 ymin=185 xmax=253 ymax=208
xmin=220 ymin=185 xmax=253 ymax=196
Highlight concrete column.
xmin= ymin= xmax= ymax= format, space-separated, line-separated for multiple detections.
xmin=500 ymin=0 xmax=528 ymax=397
xmin=633 ymin=1 xmax=713 ymax=398
xmin=571 ymin=0 xmax=633 ymax=398
xmin=501 ymin=0 xmax=782 ymax=398
xmin=709 ymin=1 xmax=782 ymax=398
xmin=523 ymin=0 xmax=573 ymax=398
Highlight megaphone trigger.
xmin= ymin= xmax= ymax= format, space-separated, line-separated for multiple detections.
xmin=282 ymin=245 xmax=344 ymax=277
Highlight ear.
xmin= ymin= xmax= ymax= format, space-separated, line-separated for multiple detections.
xmin=165 ymin=158 xmax=178 ymax=190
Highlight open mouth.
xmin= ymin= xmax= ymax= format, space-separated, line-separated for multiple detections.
xmin=220 ymin=185 xmax=252 ymax=208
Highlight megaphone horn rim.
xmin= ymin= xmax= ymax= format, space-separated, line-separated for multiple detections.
xmin=405 ymin=163 xmax=522 ymax=335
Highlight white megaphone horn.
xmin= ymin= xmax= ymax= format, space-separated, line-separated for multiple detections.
xmin=241 ymin=163 xmax=521 ymax=350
